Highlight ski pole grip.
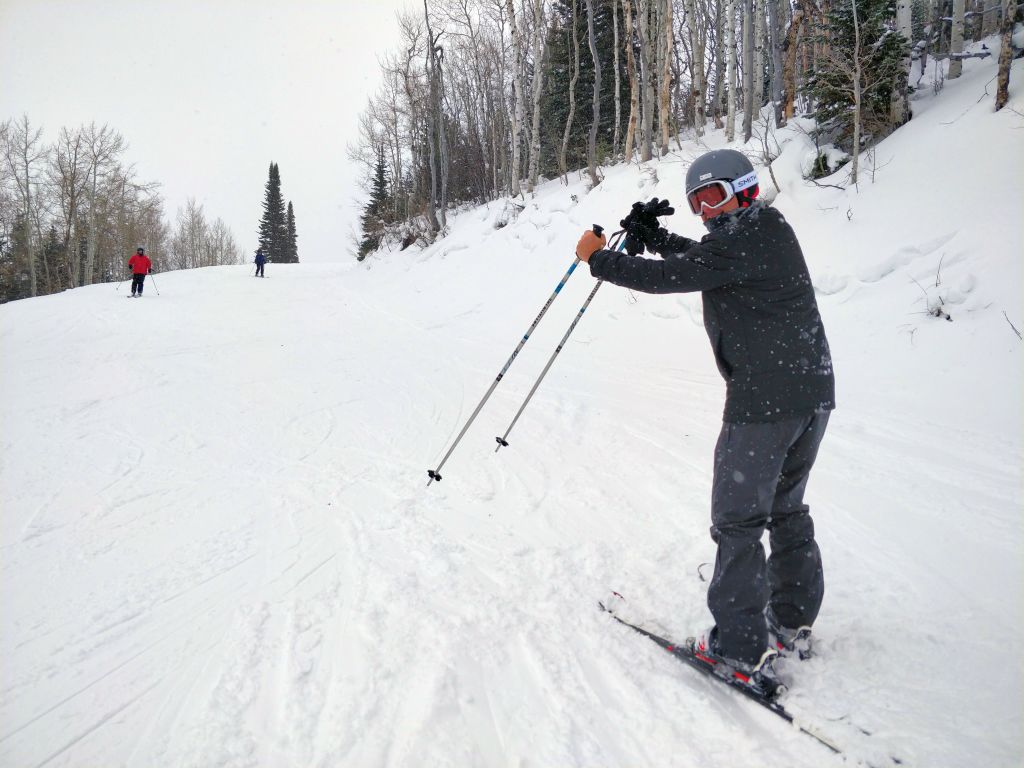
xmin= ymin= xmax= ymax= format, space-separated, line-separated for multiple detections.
xmin=592 ymin=224 xmax=604 ymax=237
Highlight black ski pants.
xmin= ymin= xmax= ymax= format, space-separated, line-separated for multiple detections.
xmin=255 ymin=263 xmax=264 ymax=277
xmin=131 ymin=274 xmax=146 ymax=295
xmin=707 ymin=411 xmax=829 ymax=665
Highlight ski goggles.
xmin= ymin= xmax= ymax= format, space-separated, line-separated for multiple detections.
xmin=686 ymin=170 xmax=758 ymax=214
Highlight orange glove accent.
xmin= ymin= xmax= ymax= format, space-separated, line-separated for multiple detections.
xmin=576 ymin=230 xmax=607 ymax=262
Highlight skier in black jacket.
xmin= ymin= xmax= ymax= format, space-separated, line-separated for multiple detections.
xmin=576 ymin=149 xmax=835 ymax=693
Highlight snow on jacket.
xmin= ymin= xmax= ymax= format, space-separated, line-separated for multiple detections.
xmin=128 ymin=254 xmax=152 ymax=275
xmin=588 ymin=202 xmax=835 ymax=423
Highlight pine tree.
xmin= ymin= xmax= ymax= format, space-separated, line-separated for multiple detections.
xmin=807 ymin=0 xmax=909 ymax=152
xmin=285 ymin=201 xmax=298 ymax=262
xmin=541 ymin=0 xmax=621 ymax=177
xmin=357 ymin=148 xmax=390 ymax=261
xmin=257 ymin=162 xmax=287 ymax=261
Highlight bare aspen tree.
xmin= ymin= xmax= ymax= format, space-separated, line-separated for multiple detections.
xmin=422 ymin=0 xmax=447 ymax=231
xmin=683 ymin=0 xmax=707 ymax=136
xmin=527 ymin=0 xmax=547 ymax=193
xmin=851 ymin=0 xmax=863 ymax=184
xmin=2 ymin=115 xmax=46 ymax=296
xmin=669 ymin=0 xmax=688 ymax=145
xmin=49 ymin=126 xmax=88 ymax=287
xmin=713 ymin=0 xmax=726 ymax=127
xmin=782 ymin=0 xmax=804 ymax=121
xmin=560 ymin=0 xmax=582 ymax=180
xmin=767 ymin=0 xmax=785 ymax=125
xmin=753 ymin=0 xmax=767 ymax=123
xmin=171 ymin=199 xmax=207 ymax=270
xmin=433 ymin=35 xmax=450 ymax=225
xmin=442 ymin=0 xmax=491 ymax=200
xmin=82 ymin=123 xmax=126 ymax=285
xmin=948 ymin=0 xmax=966 ymax=78
xmin=726 ymin=0 xmax=738 ymax=141
xmin=995 ymin=0 xmax=1017 ymax=110
xmin=892 ymin=0 xmax=912 ymax=123
xmin=742 ymin=0 xmax=755 ymax=141
xmin=636 ymin=0 xmax=656 ymax=160
xmin=623 ymin=0 xmax=642 ymax=156
xmin=585 ymin=0 xmax=603 ymax=184
xmin=506 ymin=0 xmax=526 ymax=195
xmin=658 ymin=0 xmax=674 ymax=154
xmin=612 ymin=0 xmax=622 ymax=154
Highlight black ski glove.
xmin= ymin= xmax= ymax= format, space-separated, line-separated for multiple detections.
xmin=640 ymin=197 xmax=674 ymax=222
xmin=620 ymin=198 xmax=675 ymax=254
xmin=620 ymin=201 xmax=646 ymax=232
xmin=621 ymin=197 xmax=674 ymax=229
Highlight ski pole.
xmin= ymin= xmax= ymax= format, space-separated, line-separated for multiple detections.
xmin=495 ymin=231 xmax=626 ymax=453
xmin=148 ymin=274 xmax=160 ymax=296
xmin=427 ymin=225 xmax=604 ymax=485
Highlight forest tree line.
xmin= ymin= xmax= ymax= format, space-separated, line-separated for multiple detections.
xmin=0 ymin=117 xmax=246 ymax=304
xmin=353 ymin=0 xmax=1020 ymax=257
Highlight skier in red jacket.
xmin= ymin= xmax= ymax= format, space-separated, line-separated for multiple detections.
xmin=128 ymin=247 xmax=152 ymax=297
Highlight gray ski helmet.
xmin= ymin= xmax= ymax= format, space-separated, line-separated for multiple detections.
xmin=685 ymin=149 xmax=759 ymax=205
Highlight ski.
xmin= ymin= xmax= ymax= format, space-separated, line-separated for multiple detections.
xmin=598 ymin=600 xmax=845 ymax=756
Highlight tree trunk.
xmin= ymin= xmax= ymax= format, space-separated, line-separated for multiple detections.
xmin=437 ymin=71 xmax=449 ymax=229
xmin=9 ymin=118 xmax=41 ymax=297
xmin=507 ymin=0 xmax=526 ymax=195
xmin=726 ymin=0 xmax=737 ymax=141
xmin=892 ymin=0 xmax=913 ymax=125
xmin=713 ymin=0 xmax=726 ymax=127
xmin=637 ymin=0 xmax=656 ymax=160
xmin=527 ymin=0 xmax=547 ymax=193
xmin=613 ymin=0 xmax=622 ymax=155
xmin=782 ymin=0 xmax=804 ymax=121
xmin=423 ymin=1 xmax=441 ymax=232
xmin=659 ymin=0 xmax=673 ymax=154
xmin=754 ymin=0 xmax=767 ymax=121
xmin=768 ymin=0 xmax=785 ymax=125
xmin=948 ymin=0 xmax=966 ymax=78
xmin=86 ymin=172 xmax=98 ymax=285
xmin=684 ymin=0 xmax=707 ymax=136
xmin=742 ymin=0 xmax=755 ymax=141
xmin=585 ymin=0 xmax=602 ymax=184
xmin=560 ymin=0 xmax=581 ymax=180
xmin=623 ymin=0 xmax=641 ymax=157
xmin=851 ymin=0 xmax=862 ymax=185
xmin=995 ymin=0 xmax=1017 ymax=110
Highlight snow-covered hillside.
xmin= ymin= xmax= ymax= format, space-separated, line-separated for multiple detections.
xmin=1 ymin=50 xmax=1021 ymax=768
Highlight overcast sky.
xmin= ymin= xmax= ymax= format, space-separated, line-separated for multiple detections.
xmin=0 ymin=0 xmax=416 ymax=263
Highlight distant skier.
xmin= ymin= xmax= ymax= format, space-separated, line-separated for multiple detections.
xmin=254 ymin=247 xmax=266 ymax=277
xmin=576 ymin=149 xmax=835 ymax=694
xmin=128 ymin=247 xmax=152 ymax=297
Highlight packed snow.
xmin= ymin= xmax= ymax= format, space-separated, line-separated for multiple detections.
xmin=1 ymin=49 xmax=1021 ymax=768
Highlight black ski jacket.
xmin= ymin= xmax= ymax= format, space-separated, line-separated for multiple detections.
xmin=588 ymin=203 xmax=835 ymax=423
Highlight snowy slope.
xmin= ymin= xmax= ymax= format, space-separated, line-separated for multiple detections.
xmin=2 ymin=51 xmax=1022 ymax=768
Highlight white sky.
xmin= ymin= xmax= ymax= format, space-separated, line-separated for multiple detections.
xmin=0 ymin=0 xmax=416 ymax=263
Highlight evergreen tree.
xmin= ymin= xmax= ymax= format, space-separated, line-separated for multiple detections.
xmin=540 ymin=0 xmax=621 ymax=177
xmin=357 ymin=148 xmax=390 ymax=261
xmin=257 ymin=162 xmax=287 ymax=261
xmin=285 ymin=201 xmax=298 ymax=262
xmin=807 ymin=0 xmax=909 ymax=148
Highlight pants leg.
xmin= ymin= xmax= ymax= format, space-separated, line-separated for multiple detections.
xmin=707 ymin=415 xmax=817 ymax=664
xmin=131 ymin=274 xmax=143 ymax=294
xmin=256 ymin=263 xmax=264 ymax=276
xmin=137 ymin=274 xmax=145 ymax=295
xmin=766 ymin=412 xmax=829 ymax=629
